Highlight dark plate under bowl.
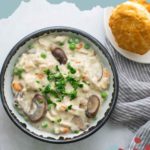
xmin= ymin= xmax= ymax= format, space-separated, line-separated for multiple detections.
xmin=0 ymin=27 xmax=119 ymax=144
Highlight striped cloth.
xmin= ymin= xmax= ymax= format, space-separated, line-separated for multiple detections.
xmin=105 ymin=39 xmax=150 ymax=149
xmin=129 ymin=121 xmax=150 ymax=150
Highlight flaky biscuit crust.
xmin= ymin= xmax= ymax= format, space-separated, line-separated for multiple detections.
xmin=109 ymin=0 xmax=150 ymax=55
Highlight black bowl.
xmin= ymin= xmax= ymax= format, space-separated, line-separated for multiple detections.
xmin=0 ymin=26 xmax=119 ymax=144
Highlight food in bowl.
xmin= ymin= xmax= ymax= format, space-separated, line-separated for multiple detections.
xmin=11 ymin=34 xmax=111 ymax=136
xmin=109 ymin=0 xmax=150 ymax=55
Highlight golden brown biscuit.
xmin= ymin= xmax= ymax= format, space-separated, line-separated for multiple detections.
xmin=130 ymin=0 xmax=150 ymax=11
xmin=109 ymin=0 xmax=150 ymax=55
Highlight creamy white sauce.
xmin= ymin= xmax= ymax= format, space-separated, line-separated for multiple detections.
xmin=12 ymin=34 xmax=110 ymax=136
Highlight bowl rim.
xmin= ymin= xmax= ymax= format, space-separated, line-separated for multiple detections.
xmin=0 ymin=26 xmax=119 ymax=144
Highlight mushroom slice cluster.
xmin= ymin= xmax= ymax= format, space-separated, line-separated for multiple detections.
xmin=26 ymin=94 xmax=46 ymax=122
xmin=86 ymin=95 xmax=100 ymax=118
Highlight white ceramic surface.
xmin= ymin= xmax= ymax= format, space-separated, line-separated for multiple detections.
xmin=0 ymin=0 xmax=133 ymax=149
xmin=104 ymin=7 xmax=150 ymax=64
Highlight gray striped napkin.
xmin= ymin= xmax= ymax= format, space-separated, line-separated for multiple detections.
xmin=129 ymin=121 xmax=150 ymax=150
xmin=105 ymin=39 xmax=150 ymax=149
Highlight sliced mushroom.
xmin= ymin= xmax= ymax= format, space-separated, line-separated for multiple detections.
xmin=86 ymin=95 xmax=100 ymax=118
xmin=72 ymin=116 xmax=84 ymax=130
xmin=51 ymin=48 xmax=67 ymax=64
xmin=27 ymin=94 xmax=46 ymax=122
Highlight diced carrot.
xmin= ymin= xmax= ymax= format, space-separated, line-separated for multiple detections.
xmin=76 ymin=43 xmax=83 ymax=50
xmin=60 ymin=105 xmax=66 ymax=111
xmin=75 ymin=61 xmax=81 ymax=64
xmin=103 ymin=69 xmax=110 ymax=78
xmin=36 ymin=73 xmax=44 ymax=79
xmin=12 ymin=82 xmax=23 ymax=92
xmin=60 ymin=127 xmax=70 ymax=134
xmin=82 ymin=74 xmax=88 ymax=80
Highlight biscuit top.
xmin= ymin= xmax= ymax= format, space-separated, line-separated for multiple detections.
xmin=109 ymin=0 xmax=150 ymax=55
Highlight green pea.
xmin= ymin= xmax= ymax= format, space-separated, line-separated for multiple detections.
xmin=68 ymin=38 xmax=74 ymax=44
xmin=101 ymin=91 xmax=108 ymax=100
xmin=13 ymin=67 xmax=25 ymax=79
xmin=40 ymin=53 xmax=47 ymax=59
xmin=74 ymin=38 xmax=80 ymax=44
xmin=84 ymin=43 xmax=90 ymax=49
xmin=69 ymin=43 xmax=76 ymax=50
xmin=41 ymin=121 xmax=48 ymax=128
xmin=68 ymin=37 xmax=80 ymax=44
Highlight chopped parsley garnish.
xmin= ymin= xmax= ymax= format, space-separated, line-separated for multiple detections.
xmin=57 ymin=42 xmax=64 ymax=46
xmin=57 ymin=99 xmax=62 ymax=102
xmin=42 ymin=65 xmax=83 ymax=101
xmin=36 ymin=80 xmax=40 ymax=84
xmin=48 ymin=103 xmax=56 ymax=110
xmin=43 ymin=86 xmax=59 ymax=98
xmin=44 ymin=69 xmax=51 ymax=76
xmin=46 ymin=97 xmax=52 ymax=104
xmin=66 ymin=76 xmax=83 ymax=90
xmin=55 ymin=80 xmax=65 ymax=93
xmin=47 ymin=98 xmax=56 ymax=110
xmin=40 ymin=53 xmax=47 ymax=59
xmin=67 ymin=63 xmax=76 ymax=74
xmin=73 ymin=130 xmax=80 ymax=134
xmin=84 ymin=43 xmax=90 ymax=49
xmin=48 ymin=104 xmax=53 ymax=110
xmin=55 ymin=65 xmax=60 ymax=72
xmin=28 ymin=44 xmax=34 ymax=49
xmin=57 ymin=118 xmax=62 ymax=123
xmin=54 ymin=73 xmax=64 ymax=80
xmin=66 ymin=105 xmax=72 ymax=111
xmin=50 ymin=89 xmax=59 ymax=98
xmin=42 ymin=84 xmax=51 ymax=94
xmin=13 ymin=67 xmax=25 ymax=79
xmin=68 ymin=90 xmax=77 ymax=100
